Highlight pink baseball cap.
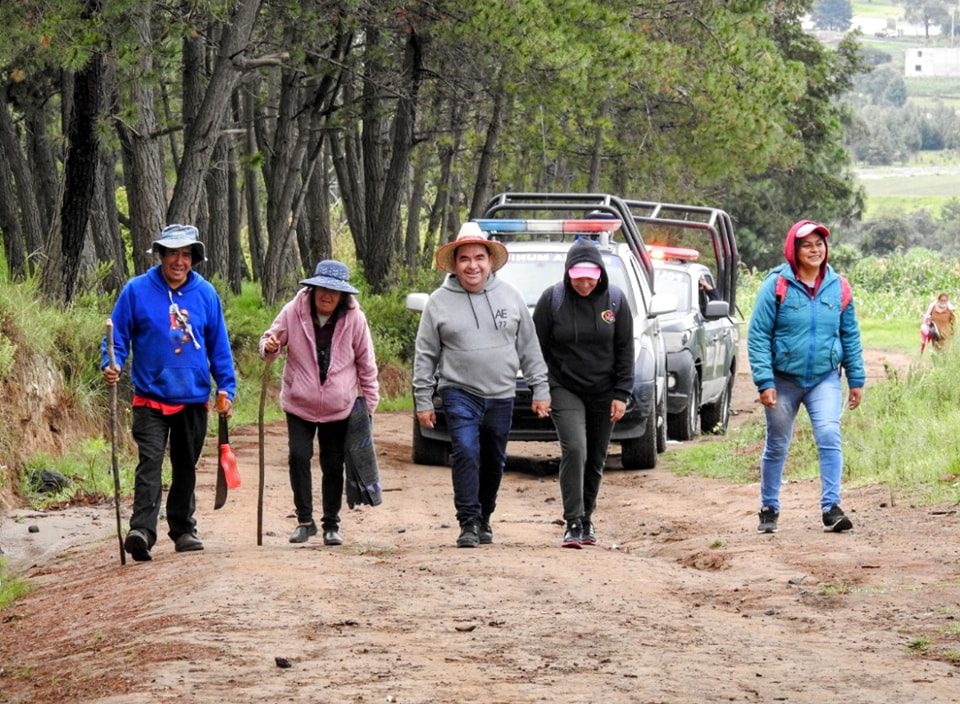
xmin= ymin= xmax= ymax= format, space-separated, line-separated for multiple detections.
xmin=568 ymin=263 xmax=602 ymax=280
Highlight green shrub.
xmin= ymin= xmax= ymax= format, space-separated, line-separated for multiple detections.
xmin=19 ymin=439 xmax=135 ymax=509
xmin=0 ymin=558 xmax=33 ymax=609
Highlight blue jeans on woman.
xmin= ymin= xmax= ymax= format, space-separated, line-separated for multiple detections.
xmin=760 ymin=370 xmax=844 ymax=513
xmin=440 ymin=387 xmax=513 ymax=525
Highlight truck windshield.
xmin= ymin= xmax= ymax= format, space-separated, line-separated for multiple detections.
xmin=498 ymin=252 xmax=629 ymax=308
xmin=653 ymin=269 xmax=691 ymax=312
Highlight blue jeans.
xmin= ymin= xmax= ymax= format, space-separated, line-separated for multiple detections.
xmin=440 ymin=387 xmax=513 ymax=525
xmin=760 ymin=371 xmax=843 ymax=513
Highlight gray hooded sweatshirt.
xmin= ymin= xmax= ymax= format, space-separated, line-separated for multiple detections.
xmin=413 ymin=272 xmax=549 ymax=412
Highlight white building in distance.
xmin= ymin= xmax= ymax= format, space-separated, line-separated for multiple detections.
xmin=904 ymin=48 xmax=960 ymax=78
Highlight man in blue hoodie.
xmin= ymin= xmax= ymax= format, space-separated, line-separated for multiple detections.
xmin=102 ymin=225 xmax=236 ymax=562
xmin=747 ymin=220 xmax=864 ymax=535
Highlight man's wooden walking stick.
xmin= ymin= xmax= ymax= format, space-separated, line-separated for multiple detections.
xmin=105 ymin=320 xmax=126 ymax=565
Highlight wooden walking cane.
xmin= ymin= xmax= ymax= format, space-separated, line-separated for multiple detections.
xmin=105 ymin=320 xmax=126 ymax=566
xmin=257 ymin=359 xmax=271 ymax=546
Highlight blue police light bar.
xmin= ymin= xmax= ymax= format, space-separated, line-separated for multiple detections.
xmin=473 ymin=219 xmax=622 ymax=235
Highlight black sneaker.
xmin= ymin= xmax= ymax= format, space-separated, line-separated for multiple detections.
xmin=289 ymin=521 xmax=318 ymax=543
xmin=457 ymin=519 xmax=480 ymax=548
xmin=580 ymin=519 xmax=596 ymax=546
xmin=562 ymin=520 xmax=582 ymax=549
xmin=757 ymin=506 xmax=779 ymax=534
xmin=174 ymin=532 xmax=204 ymax=553
xmin=124 ymin=528 xmax=152 ymax=562
xmin=479 ymin=517 xmax=493 ymax=545
xmin=822 ymin=505 xmax=853 ymax=532
xmin=323 ymin=528 xmax=343 ymax=546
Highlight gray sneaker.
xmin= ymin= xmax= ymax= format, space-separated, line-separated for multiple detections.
xmin=757 ymin=507 xmax=779 ymax=534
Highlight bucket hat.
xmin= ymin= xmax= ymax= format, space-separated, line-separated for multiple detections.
xmin=435 ymin=222 xmax=508 ymax=274
xmin=148 ymin=224 xmax=206 ymax=263
xmin=299 ymin=260 xmax=359 ymax=294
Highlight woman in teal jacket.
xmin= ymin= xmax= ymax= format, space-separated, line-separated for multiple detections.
xmin=747 ymin=220 xmax=865 ymax=535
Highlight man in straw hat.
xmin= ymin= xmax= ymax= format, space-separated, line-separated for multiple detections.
xmin=102 ymin=224 xmax=236 ymax=562
xmin=413 ymin=222 xmax=550 ymax=548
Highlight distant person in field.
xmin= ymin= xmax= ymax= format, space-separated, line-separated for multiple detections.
xmin=920 ymin=292 xmax=956 ymax=354
xmin=747 ymin=220 xmax=865 ymax=536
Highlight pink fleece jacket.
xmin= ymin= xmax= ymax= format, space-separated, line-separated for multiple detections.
xmin=259 ymin=289 xmax=379 ymax=422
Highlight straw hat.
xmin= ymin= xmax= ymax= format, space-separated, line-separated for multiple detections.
xmin=435 ymin=222 xmax=508 ymax=274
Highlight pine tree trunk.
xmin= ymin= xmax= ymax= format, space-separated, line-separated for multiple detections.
xmin=468 ymin=86 xmax=505 ymax=220
xmin=91 ymin=147 xmax=127 ymax=293
xmin=226 ymin=131 xmax=245 ymax=292
xmin=0 ymin=85 xmax=45 ymax=268
xmin=238 ymin=86 xmax=264 ymax=281
xmin=115 ymin=3 xmax=168 ymax=275
xmin=23 ymin=80 xmax=60 ymax=234
xmin=167 ymin=0 xmax=263 ymax=225
xmin=40 ymin=2 xmax=103 ymax=304
xmin=425 ymin=101 xmax=463 ymax=260
xmin=0 ymin=155 xmax=27 ymax=279
xmin=301 ymin=135 xmax=332 ymax=271
xmin=404 ymin=147 xmax=426 ymax=271
xmin=205 ymin=135 xmax=231 ymax=279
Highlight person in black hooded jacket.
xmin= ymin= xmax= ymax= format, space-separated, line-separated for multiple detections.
xmin=532 ymin=238 xmax=634 ymax=548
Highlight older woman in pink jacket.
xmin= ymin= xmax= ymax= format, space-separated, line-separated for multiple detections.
xmin=260 ymin=260 xmax=379 ymax=546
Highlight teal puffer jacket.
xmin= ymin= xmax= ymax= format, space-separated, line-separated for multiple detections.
xmin=747 ymin=263 xmax=865 ymax=392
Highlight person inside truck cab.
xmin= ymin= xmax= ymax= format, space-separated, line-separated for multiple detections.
xmin=698 ymin=275 xmax=720 ymax=313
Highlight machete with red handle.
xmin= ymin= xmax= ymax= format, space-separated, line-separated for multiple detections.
xmin=214 ymin=390 xmax=240 ymax=510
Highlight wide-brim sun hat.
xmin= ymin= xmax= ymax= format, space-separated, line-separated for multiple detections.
xmin=299 ymin=259 xmax=360 ymax=294
xmin=148 ymin=224 xmax=206 ymax=263
xmin=435 ymin=222 xmax=508 ymax=274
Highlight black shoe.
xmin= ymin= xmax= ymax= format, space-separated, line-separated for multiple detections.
xmin=757 ymin=506 xmax=779 ymax=534
xmin=174 ymin=532 xmax=204 ymax=553
xmin=580 ymin=519 xmax=596 ymax=546
xmin=289 ymin=521 xmax=318 ymax=544
xmin=323 ymin=528 xmax=343 ymax=546
xmin=562 ymin=520 xmax=582 ymax=549
xmin=822 ymin=505 xmax=853 ymax=532
xmin=124 ymin=529 xmax=152 ymax=562
xmin=479 ymin=517 xmax=493 ymax=545
xmin=457 ymin=519 xmax=480 ymax=548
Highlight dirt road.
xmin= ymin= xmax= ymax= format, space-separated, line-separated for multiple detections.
xmin=2 ymin=347 xmax=958 ymax=703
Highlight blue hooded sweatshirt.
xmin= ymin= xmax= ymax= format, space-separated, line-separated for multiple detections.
xmin=102 ymin=266 xmax=236 ymax=404
xmin=747 ymin=220 xmax=865 ymax=392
